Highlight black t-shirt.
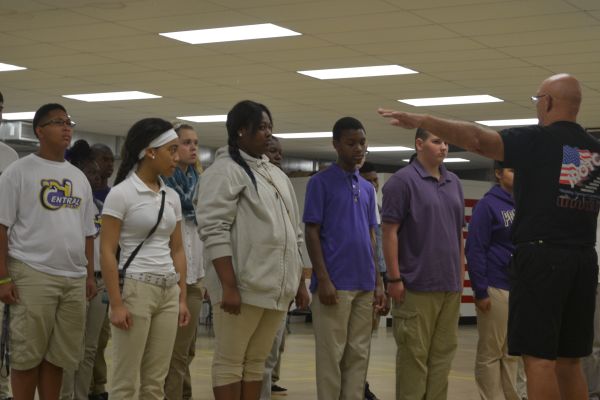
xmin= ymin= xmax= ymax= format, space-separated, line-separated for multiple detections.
xmin=500 ymin=121 xmax=600 ymax=246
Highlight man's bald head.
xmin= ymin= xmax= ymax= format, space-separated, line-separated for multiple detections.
xmin=535 ymin=73 xmax=581 ymax=125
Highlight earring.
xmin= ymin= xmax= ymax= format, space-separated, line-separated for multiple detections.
xmin=150 ymin=154 xmax=155 ymax=160
xmin=238 ymin=132 xmax=243 ymax=137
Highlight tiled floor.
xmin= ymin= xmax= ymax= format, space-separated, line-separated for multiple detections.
xmin=187 ymin=320 xmax=482 ymax=399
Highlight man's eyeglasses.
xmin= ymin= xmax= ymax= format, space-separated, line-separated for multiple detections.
xmin=530 ymin=94 xmax=548 ymax=104
xmin=40 ymin=118 xmax=76 ymax=128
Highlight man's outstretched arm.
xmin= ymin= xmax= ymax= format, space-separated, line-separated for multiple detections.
xmin=378 ymin=108 xmax=504 ymax=161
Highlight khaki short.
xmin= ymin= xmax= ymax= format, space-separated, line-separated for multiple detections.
xmin=212 ymin=303 xmax=285 ymax=387
xmin=8 ymin=258 xmax=86 ymax=371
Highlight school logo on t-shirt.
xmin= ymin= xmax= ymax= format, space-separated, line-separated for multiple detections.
xmin=93 ymin=212 xmax=102 ymax=237
xmin=557 ymin=145 xmax=600 ymax=211
xmin=40 ymin=178 xmax=82 ymax=210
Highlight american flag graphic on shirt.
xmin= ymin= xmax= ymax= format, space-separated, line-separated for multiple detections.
xmin=559 ymin=145 xmax=597 ymax=190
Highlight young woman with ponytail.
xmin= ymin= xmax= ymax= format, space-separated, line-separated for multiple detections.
xmin=197 ymin=100 xmax=309 ymax=400
xmin=163 ymin=123 xmax=205 ymax=400
xmin=100 ymin=118 xmax=190 ymax=400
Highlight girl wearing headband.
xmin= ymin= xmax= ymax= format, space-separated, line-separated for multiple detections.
xmin=100 ymin=118 xmax=190 ymax=400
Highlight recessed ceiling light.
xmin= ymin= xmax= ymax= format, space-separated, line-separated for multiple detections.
xmin=398 ymin=95 xmax=503 ymax=107
xmin=298 ymin=65 xmax=418 ymax=80
xmin=160 ymin=23 xmax=301 ymax=45
xmin=0 ymin=62 xmax=26 ymax=72
xmin=475 ymin=118 xmax=538 ymax=127
xmin=444 ymin=158 xmax=470 ymax=163
xmin=274 ymin=132 xmax=332 ymax=139
xmin=368 ymin=146 xmax=413 ymax=152
xmin=2 ymin=111 xmax=35 ymax=120
xmin=177 ymin=115 xmax=227 ymax=123
xmin=402 ymin=158 xmax=470 ymax=163
xmin=63 ymin=91 xmax=161 ymax=102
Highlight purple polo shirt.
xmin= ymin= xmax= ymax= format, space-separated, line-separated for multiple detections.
xmin=381 ymin=159 xmax=464 ymax=292
xmin=303 ymin=163 xmax=378 ymax=292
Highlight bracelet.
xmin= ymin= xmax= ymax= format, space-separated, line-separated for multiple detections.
xmin=387 ymin=276 xmax=403 ymax=283
xmin=0 ymin=277 xmax=12 ymax=286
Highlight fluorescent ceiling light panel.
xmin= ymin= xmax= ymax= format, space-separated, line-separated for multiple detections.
xmin=475 ymin=118 xmax=538 ymax=127
xmin=368 ymin=146 xmax=413 ymax=152
xmin=399 ymin=95 xmax=503 ymax=107
xmin=274 ymin=132 xmax=332 ymax=139
xmin=160 ymin=23 xmax=301 ymax=44
xmin=0 ymin=62 xmax=26 ymax=72
xmin=63 ymin=91 xmax=161 ymax=102
xmin=3 ymin=111 xmax=35 ymax=120
xmin=298 ymin=65 xmax=418 ymax=80
xmin=444 ymin=158 xmax=470 ymax=163
xmin=402 ymin=158 xmax=470 ymax=163
xmin=177 ymin=115 xmax=227 ymax=123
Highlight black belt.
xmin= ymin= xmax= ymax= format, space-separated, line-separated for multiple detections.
xmin=94 ymin=271 xmax=102 ymax=278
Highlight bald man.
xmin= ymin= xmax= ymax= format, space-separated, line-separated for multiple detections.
xmin=379 ymin=73 xmax=600 ymax=400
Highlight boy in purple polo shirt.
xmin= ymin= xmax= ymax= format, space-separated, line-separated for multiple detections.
xmin=304 ymin=117 xmax=385 ymax=400
xmin=381 ymin=128 xmax=464 ymax=400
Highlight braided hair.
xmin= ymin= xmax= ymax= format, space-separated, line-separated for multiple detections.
xmin=114 ymin=118 xmax=173 ymax=185
xmin=225 ymin=100 xmax=272 ymax=190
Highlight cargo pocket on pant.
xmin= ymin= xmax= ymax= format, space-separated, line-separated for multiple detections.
xmin=393 ymin=309 xmax=418 ymax=346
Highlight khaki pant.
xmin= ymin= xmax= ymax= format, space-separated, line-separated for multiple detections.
xmin=109 ymin=278 xmax=180 ymax=400
xmin=0 ymin=305 xmax=10 ymax=399
xmin=8 ymin=258 xmax=86 ymax=371
xmin=260 ymin=315 xmax=287 ymax=399
xmin=312 ymin=290 xmax=373 ymax=400
xmin=583 ymin=282 xmax=600 ymax=399
xmin=475 ymin=287 xmax=520 ymax=400
xmin=90 ymin=312 xmax=110 ymax=395
xmin=61 ymin=277 xmax=109 ymax=400
xmin=272 ymin=328 xmax=285 ymax=383
xmin=393 ymin=290 xmax=460 ymax=400
xmin=212 ymin=303 xmax=285 ymax=387
xmin=164 ymin=281 xmax=204 ymax=400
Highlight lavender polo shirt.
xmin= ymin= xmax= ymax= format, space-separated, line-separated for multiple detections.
xmin=303 ymin=163 xmax=378 ymax=292
xmin=381 ymin=159 xmax=464 ymax=292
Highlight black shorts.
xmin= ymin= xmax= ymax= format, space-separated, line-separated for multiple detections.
xmin=507 ymin=243 xmax=598 ymax=360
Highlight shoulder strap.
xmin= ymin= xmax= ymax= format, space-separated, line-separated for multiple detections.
xmin=122 ymin=190 xmax=166 ymax=273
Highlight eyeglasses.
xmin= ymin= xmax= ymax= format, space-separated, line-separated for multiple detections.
xmin=40 ymin=118 xmax=76 ymax=128
xmin=530 ymin=94 xmax=548 ymax=104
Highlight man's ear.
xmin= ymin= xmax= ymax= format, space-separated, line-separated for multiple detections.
xmin=415 ymin=137 xmax=423 ymax=152
xmin=332 ymin=138 xmax=340 ymax=152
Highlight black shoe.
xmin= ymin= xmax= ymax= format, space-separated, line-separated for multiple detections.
xmin=271 ymin=384 xmax=288 ymax=396
xmin=365 ymin=382 xmax=379 ymax=400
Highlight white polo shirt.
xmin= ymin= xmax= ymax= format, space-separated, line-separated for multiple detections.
xmin=103 ymin=173 xmax=182 ymax=275
xmin=0 ymin=154 xmax=96 ymax=277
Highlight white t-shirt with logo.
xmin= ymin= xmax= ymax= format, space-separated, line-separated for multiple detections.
xmin=92 ymin=201 xmax=102 ymax=272
xmin=102 ymin=173 xmax=182 ymax=275
xmin=0 ymin=154 xmax=97 ymax=277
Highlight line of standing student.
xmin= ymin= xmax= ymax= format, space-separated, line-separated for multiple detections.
xmin=10 ymin=93 xmax=594 ymax=400
xmin=0 ymin=100 xmax=465 ymax=400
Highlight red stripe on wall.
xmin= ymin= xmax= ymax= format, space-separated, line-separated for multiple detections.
xmin=464 ymin=199 xmax=478 ymax=207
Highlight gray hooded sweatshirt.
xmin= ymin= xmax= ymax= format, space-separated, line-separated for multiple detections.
xmin=196 ymin=146 xmax=303 ymax=311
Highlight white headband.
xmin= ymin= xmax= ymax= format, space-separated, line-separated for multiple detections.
xmin=138 ymin=128 xmax=179 ymax=160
